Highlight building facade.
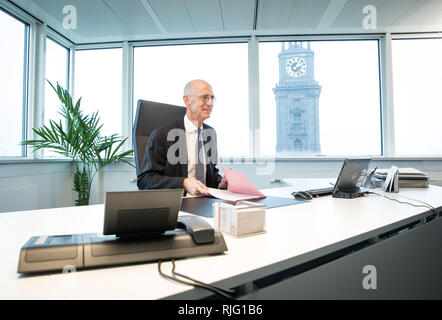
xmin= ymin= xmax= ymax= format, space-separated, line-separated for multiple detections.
xmin=273 ymin=42 xmax=322 ymax=154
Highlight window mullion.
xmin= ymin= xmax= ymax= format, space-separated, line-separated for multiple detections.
xmin=122 ymin=41 xmax=134 ymax=152
xmin=27 ymin=21 xmax=47 ymax=159
xmin=248 ymin=36 xmax=260 ymax=158
xmin=379 ymin=33 xmax=396 ymax=157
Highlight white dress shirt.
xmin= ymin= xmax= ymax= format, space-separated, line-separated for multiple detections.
xmin=184 ymin=114 xmax=206 ymax=184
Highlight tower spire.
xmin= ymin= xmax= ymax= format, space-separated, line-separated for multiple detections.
xmin=273 ymin=41 xmax=322 ymax=154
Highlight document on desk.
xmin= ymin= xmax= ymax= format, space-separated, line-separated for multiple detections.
xmin=207 ymin=188 xmax=265 ymax=203
xmin=375 ymin=167 xmax=429 ymax=180
xmin=222 ymin=166 xmax=266 ymax=197
xmin=205 ymin=166 xmax=266 ymax=203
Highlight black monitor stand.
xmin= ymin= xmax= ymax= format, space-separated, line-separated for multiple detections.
xmin=332 ymin=187 xmax=368 ymax=199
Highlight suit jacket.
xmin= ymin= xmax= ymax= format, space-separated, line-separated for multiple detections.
xmin=137 ymin=119 xmax=223 ymax=190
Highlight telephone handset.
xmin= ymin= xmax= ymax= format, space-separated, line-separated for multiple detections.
xmin=177 ymin=215 xmax=215 ymax=244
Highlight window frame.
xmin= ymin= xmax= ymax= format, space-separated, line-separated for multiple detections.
xmin=2 ymin=0 xmax=442 ymax=162
xmin=70 ymin=32 xmax=442 ymax=162
xmin=131 ymin=38 xmax=251 ymax=157
xmin=255 ymin=35 xmax=384 ymax=159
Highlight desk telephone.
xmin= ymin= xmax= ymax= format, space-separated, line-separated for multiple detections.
xmin=17 ymin=217 xmax=226 ymax=274
xmin=17 ymin=190 xmax=227 ymax=274
xmin=177 ymin=215 xmax=215 ymax=244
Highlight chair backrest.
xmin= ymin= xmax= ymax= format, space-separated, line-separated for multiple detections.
xmin=133 ymin=100 xmax=187 ymax=176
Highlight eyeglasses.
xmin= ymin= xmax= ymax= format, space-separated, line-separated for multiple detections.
xmin=189 ymin=95 xmax=216 ymax=102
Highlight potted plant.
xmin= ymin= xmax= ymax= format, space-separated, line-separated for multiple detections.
xmin=22 ymin=81 xmax=134 ymax=205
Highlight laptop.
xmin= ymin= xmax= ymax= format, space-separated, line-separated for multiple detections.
xmin=296 ymin=159 xmax=371 ymax=199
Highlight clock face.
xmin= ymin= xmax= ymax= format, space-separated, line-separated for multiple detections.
xmin=286 ymin=57 xmax=307 ymax=78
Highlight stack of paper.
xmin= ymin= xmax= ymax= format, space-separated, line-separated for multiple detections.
xmin=206 ymin=166 xmax=266 ymax=203
xmin=207 ymin=188 xmax=264 ymax=203
xmin=375 ymin=167 xmax=429 ymax=188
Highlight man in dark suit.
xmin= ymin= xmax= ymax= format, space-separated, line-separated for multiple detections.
xmin=137 ymin=80 xmax=227 ymax=195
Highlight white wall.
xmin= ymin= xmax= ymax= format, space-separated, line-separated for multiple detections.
xmin=0 ymin=160 xmax=73 ymax=212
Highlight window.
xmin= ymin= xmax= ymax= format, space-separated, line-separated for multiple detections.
xmin=44 ymin=37 xmax=69 ymax=157
xmin=74 ymin=48 xmax=122 ymax=137
xmin=0 ymin=9 xmax=28 ymax=157
xmin=259 ymin=40 xmax=382 ymax=156
xmin=133 ymin=43 xmax=249 ymax=157
xmin=392 ymin=38 xmax=442 ymax=156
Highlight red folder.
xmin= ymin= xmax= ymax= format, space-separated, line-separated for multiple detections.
xmin=222 ymin=166 xmax=266 ymax=198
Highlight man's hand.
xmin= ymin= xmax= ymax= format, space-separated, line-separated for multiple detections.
xmin=183 ymin=178 xmax=209 ymax=196
xmin=218 ymin=176 xmax=228 ymax=189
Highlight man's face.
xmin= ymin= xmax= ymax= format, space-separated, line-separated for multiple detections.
xmin=184 ymin=81 xmax=214 ymax=123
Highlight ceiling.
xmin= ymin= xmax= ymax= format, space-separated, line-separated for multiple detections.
xmin=8 ymin=0 xmax=442 ymax=44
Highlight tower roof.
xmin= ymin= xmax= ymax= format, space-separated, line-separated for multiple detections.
xmin=281 ymin=41 xmax=312 ymax=53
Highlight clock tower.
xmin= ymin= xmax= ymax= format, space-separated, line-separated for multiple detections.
xmin=273 ymin=42 xmax=322 ymax=154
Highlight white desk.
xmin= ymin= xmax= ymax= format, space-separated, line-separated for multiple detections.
xmin=1 ymin=182 xmax=441 ymax=299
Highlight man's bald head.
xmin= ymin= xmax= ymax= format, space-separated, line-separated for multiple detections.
xmin=183 ymin=79 xmax=212 ymax=96
xmin=183 ymin=79 xmax=214 ymax=127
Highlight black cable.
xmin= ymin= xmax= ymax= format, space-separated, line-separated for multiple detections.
xmin=170 ymin=261 xmax=236 ymax=296
xmin=159 ymin=259 xmax=236 ymax=300
xmin=158 ymin=260 xmax=236 ymax=300
xmin=367 ymin=191 xmax=438 ymax=217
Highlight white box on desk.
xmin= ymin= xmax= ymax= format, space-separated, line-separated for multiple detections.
xmin=213 ymin=201 xmax=266 ymax=237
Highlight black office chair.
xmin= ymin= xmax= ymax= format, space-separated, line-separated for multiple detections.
xmin=133 ymin=100 xmax=187 ymax=177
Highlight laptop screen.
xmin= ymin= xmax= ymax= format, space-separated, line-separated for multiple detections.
xmin=333 ymin=159 xmax=371 ymax=193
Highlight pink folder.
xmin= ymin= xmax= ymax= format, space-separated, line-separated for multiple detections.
xmin=222 ymin=166 xmax=266 ymax=198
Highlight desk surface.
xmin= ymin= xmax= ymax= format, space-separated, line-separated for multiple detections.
xmin=0 ymin=180 xmax=441 ymax=299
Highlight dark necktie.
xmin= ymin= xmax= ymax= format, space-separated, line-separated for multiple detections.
xmin=196 ymin=128 xmax=205 ymax=184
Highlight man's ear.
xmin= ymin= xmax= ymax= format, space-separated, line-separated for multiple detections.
xmin=183 ymin=95 xmax=191 ymax=107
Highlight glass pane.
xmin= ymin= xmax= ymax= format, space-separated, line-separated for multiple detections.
xmin=0 ymin=10 xmax=27 ymax=157
xmin=74 ymin=48 xmax=122 ymax=137
xmin=392 ymin=38 xmax=442 ymax=156
xmin=45 ymin=38 xmax=68 ymax=124
xmin=44 ymin=37 xmax=69 ymax=158
xmin=259 ymin=40 xmax=381 ymax=156
xmin=133 ymin=43 xmax=249 ymax=157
